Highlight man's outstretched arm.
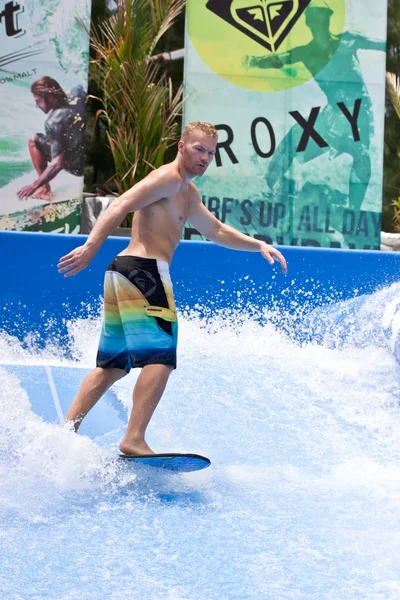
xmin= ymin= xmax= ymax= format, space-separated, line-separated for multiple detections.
xmin=348 ymin=32 xmax=386 ymax=53
xmin=187 ymin=186 xmax=287 ymax=273
xmin=58 ymin=171 xmax=183 ymax=277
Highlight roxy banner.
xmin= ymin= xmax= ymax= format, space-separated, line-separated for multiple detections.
xmin=183 ymin=0 xmax=387 ymax=249
xmin=0 ymin=0 xmax=91 ymax=233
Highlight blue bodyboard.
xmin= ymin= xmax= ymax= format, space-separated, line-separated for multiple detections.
xmin=119 ymin=453 xmax=211 ymax=472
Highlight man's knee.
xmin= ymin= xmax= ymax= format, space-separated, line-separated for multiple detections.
xmin=95 ymin=366 xmax=127 ymax=383
xmin=141 ymin=363 xmax=174 ymax=378
xmin=151 ymin=363 xmax=174 ymax=373
xmin=110 ymin=367 xmax=128 ymax=381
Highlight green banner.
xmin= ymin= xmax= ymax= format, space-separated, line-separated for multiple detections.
xmin=183 ymin=0 xmax=387 ymax=249
xmin=0 ymin=0 xmax=92 ymax=233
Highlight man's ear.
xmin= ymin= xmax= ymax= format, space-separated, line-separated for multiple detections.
xmin=178 ymin=140 xmax=184 ymax=153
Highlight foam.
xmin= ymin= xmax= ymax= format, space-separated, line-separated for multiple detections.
xmin=2 ymin=288 xmax=400 ymax=598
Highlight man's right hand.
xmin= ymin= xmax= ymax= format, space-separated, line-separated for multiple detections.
xmin=17 ymin=183 xmax=37 ymax=200
xmin=57 ymin=245 xmax=96 ymax=277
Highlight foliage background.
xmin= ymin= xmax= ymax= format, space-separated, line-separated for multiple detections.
xmin=84 ymin=0 xmax=185 ymax=197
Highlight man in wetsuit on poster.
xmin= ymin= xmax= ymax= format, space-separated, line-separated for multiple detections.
xmin=58 ymin=121 xmax=287 ymax=456
xmin=17 ymin=76 xmax=86 ymax=202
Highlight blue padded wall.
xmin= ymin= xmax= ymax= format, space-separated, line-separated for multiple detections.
xmin=1 ymin=230 xmax=400 ymax=342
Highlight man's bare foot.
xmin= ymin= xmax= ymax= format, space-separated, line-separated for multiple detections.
xmin=119 ymin=437 xmax=155 ymax=456
xmin=32 ymin=185 xmax=54 ymax=201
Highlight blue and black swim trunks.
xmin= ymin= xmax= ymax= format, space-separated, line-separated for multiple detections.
xmin=96 ymin=256 xmax=178 ymax=372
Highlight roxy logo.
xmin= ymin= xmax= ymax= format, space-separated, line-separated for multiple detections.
xmin=206 ymin=0 xmax=312 ymax=52
xmin=0 ymin=1 xmax=25 ymax=38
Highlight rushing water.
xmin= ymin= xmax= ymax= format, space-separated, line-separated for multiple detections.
xmin=1 ymin=285 xmax=400 ymax=600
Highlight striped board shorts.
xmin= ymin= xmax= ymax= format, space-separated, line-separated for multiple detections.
xmin=96 ymin=255 xmax=178 ymax=372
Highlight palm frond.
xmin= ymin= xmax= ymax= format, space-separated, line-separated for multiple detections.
xmin=148 ymin=0 xmax=186 ymax=55
xmin=89 ymin=0 xmax=185 ymax=197
xmin=386 ymin=71 xmax=400 ymax=120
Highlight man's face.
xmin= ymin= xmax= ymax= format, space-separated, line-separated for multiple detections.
xmin=179 ymin=131 xmax=217 ymax=176
xmin=33 ymin=94 xmax=50 ymax=113
xmin=305 ymin=8 xmax=331 ymax=34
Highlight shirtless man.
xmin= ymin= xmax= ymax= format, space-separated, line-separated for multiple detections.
xmin=58 ymin=121 xmax=287 ymax=456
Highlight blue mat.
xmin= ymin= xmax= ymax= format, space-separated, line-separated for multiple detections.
xmin=0 ymin=364 xmax=127 ymax=438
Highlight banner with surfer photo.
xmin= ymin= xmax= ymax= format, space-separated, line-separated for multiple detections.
xmin=0 ymin=0 xmax=91 ymax=233
xmin=183 ymin=0 xmax=387 ymax=249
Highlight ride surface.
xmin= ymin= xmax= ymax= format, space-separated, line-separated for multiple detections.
xmin=1 ymin=231 xmax=400 ymax=600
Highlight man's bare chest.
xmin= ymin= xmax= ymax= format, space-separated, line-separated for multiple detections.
xmin=157 ymin=193 xmax=190 ymax=226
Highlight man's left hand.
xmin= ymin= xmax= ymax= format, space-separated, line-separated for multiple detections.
xmin=58 ymin=244 xmax=96 ymax=277
xmin=261 ymin=244 xmax=287 ymax=274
